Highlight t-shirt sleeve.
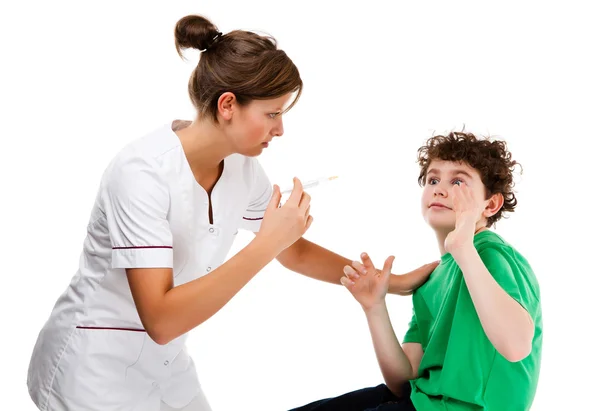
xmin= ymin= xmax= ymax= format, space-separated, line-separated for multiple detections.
xmin=479 ymin=247 xmax=540 ymax=316
xmin=403 ymin=307 xmax=421 ymax=344
xmin=239 ymin=158 xmax=273 ymax=232
xmin=103 ymin=156 xmax=173 ymax=269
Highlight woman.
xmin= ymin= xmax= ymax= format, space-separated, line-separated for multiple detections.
xmin=27 ymin=14 xmax=437 ymax=411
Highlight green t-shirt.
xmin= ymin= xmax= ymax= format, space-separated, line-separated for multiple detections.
xmin=403 ymin=230 xmax=542 ymax=411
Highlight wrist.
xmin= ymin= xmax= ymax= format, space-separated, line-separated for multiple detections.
xmin=363 ymin=301 xmax=388 ymax=317
xmin=249 ymin=235 xmax=282 ymax=261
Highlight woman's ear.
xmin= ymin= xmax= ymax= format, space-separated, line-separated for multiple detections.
xmin=217 ymin=92 xmax=237 ymax=121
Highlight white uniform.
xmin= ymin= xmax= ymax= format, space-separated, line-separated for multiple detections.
xmin=27 ymin=123 xmax=272 ymax=411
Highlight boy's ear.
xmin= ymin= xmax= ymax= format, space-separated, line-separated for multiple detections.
xmin=484 ymin=193 xmax=504 ymax=218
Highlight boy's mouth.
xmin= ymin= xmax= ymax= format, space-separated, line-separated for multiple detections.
xmin=429 ymin=202 xmax=452 ymax=210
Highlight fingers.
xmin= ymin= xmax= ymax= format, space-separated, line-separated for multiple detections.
xmin=304 ymin=205 xmax=311 ymax=220
xmin=298 ymin=186 xmax=311 ymax=228
xmin=454 ymin=183 xmax=472 ymax=201
xmin=452 ymin=184 xmax=470 ymax=212
xmin=305 ymin=215 xmax=314 ymax=231
xmin=267 ymin=184 xmax=282 ymax=211
xmin=458 ymin=184 xmax=469 ymax=203
xmin=381 ymin=255 xmax=396 ymax=276
xmin=299 ymin=191 xmax=311 ymax=212
xmin=351 ymin=260 xmax=368 ymax=276
xmin=450 ymin=184 xmax=461 ymax=207
xmin=396 ymin=260 xmax=438 ymax=294
xmin=340 ymin=276 xmax=354 ymax=289
xmin=360 ymin=252 xmax=376 ymax=273
xmin=343 ymin=265 xmax=361 ymax=282
xmin=286 ymin=177 xmax=304 ymax=206
xmin=424 ymin=260 xmax=440 ymax=270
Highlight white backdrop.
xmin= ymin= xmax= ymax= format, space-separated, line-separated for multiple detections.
xmin=1 ymin=1 xmax=598 ymax=410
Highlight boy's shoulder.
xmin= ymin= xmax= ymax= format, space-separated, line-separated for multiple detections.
xmin=473 ymin=230 xmax=541 ymax=298
xmin=474 ymin=230 xmax=519 ymax=256
xmin=473 ymin=230 xmax=529 ymax=265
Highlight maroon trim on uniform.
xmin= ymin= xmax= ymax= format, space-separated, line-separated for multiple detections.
xmin=243 ymin=217 xmax=263 ymax=221
xmin=112 ymin=246 xmax=172 ymax=250
xmin=76 ymin=326 xmax=146 ymax=332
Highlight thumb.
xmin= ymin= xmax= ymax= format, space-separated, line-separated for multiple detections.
xmin=267 ymin=184 xmax=282 ymax=211
xmin=382 ymin=255 xmax=395 ymax=278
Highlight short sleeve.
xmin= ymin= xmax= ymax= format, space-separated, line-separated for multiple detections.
xmin=479 ymin=247 xmax=540 ymax=316
xmin=239 ymin=159 xmax=273 ymax=232
xmin=103 ymin=156 xmax=173 ymax=269
xmin=403 ymin=307 xmax=421 ymax=344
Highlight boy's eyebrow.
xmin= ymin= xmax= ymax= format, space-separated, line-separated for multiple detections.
xmin=427 ymin=168 xmax=474 ymax=179
xmin=453 ymin=170 xmax=474 ymax=179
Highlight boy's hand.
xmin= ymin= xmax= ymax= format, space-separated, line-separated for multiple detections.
xmin=445 ymin=183 xmax=484 ymax=256
xmin=341 ymin=252 xmax=395 ymax=311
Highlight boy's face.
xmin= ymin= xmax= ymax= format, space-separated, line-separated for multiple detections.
xmin=421 ymin=160 xmax=491 ymax=233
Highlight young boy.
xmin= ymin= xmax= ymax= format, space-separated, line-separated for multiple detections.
xmin=290 ymin=132 xmax=542 ymax=411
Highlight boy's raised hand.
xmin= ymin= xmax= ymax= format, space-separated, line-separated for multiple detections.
xmin=341 ymin=252 xmax=395 ymax=311
xmin=445 ymin=183 xmax=485 ymax=256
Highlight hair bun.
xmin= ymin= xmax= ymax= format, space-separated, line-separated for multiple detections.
xmin=175 ymin=15 xmax=220 ymax=55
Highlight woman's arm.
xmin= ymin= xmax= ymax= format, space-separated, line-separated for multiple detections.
xmin=276 ymin=237 xmax=438 ymax=295
xmin=128 ymin=182 xmax=311 ymax=345
xmin=127 ymin=236 xmax=279 ymax=345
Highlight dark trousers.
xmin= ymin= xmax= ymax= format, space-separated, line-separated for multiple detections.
xmin=288 ymin=382 xmax=416 ymax=411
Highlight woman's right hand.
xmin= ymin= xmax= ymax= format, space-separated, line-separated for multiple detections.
xmin=256 ymin=177 xmax=313 ymax=253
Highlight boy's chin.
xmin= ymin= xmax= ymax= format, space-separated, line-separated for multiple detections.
xmin=426 ymin=220 xmax=455 ymax=234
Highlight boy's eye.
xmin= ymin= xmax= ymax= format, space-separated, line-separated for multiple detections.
xmin=428 ymin=178 xmax=439 ymax=185
xmin=452 ymin=179 xmax=464 ymax=186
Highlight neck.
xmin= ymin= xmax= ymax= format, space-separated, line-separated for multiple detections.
xmin=173 ymin=117 xmax=234 ymax=179
xmin=435 ymin=229 xmax=451 ymax=256
xmin=435 ymin=223 xmax=489 ymax=256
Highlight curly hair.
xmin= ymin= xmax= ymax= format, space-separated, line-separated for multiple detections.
xmin=417 ymin=131 xmax=522 ymax=227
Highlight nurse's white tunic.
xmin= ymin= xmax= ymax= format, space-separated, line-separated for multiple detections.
xmin=27 ymin=123 xmax=272 ymax=410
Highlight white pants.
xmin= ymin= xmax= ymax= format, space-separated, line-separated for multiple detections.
xmin=160 ymin=391 xmax=212 ymax=411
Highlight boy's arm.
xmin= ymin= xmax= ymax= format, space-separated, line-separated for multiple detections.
xmin=446 ymin=184 xmax=534 ymax=362
xmin=342 ymin=253 xmax=422 ymax=398
xmin=364 ymin=303 xmax=422 ymax=395
xmin=453 ymin=248 xmax=534 ymax=362
xmin=402 ymin=343 xmax=424 ymax=380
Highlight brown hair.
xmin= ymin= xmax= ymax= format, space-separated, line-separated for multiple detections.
xmin=174 ymin=15 xmax=303 ymax=121
xmin=417 ymin=131 xmax=522 ymax=227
